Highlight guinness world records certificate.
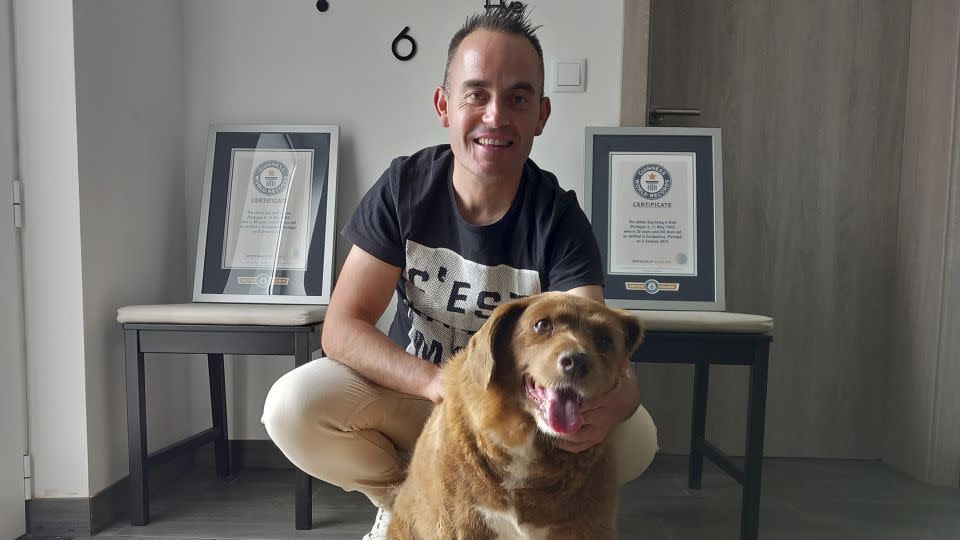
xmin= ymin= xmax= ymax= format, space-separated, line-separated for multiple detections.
xmin=585 ymin=127 xmax=725 ymax=310
xmin=224 ymin=149 xmax=314 ymax=271
xmin=609 ymin=152 xmax=696 ymax=276
xmin=194 ymin=124 xmax=340 ymax=304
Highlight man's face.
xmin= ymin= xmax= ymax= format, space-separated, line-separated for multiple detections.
xmin=435 ymin=29 xmax=551 ymax=182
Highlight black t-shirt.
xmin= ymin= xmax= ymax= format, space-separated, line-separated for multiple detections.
xmin=343 ymin=145 xmax=602 ymax=364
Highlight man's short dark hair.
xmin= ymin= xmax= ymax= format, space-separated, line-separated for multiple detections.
xmin=443 ymin=5 xmax=545 ymax=96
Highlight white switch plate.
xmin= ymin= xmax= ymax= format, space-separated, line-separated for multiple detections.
xmin=552 ymin=58 xmax=586 ymax=93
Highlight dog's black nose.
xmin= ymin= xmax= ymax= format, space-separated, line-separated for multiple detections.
xmin=558 ymin=352 xmax=590 ymax=378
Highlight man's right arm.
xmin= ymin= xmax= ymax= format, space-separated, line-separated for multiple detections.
xmin=320 ymin=245 xmax=445 ymax=404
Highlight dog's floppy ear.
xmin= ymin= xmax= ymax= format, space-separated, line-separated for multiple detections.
xmin=619 ymin=310 xmax=645 ymax=356
xmin=467 ymin=296 xmax=531 ymax=390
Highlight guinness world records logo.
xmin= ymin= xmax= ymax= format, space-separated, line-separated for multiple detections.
xmin=633 ymin=164 xmax=672 ymax=200
xmin=253 ymin=160 xmax=290 ymax=196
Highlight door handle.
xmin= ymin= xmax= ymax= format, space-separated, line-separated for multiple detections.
xmin=648 ymin=108 xmax=702 ymax=125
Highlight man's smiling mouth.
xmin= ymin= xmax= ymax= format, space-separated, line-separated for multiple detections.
xmin=475 ymin=137 xmax=512 ymax=147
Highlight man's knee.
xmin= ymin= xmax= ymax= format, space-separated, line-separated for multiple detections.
xmin=261 ymin=365 xmax=314 ymax=449
xmin=613 ymin=404 xmax=658 ymax=484
xmin=261 ymin=357 xmax=352 ymax=450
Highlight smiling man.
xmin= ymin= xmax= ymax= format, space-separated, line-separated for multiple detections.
xmin=261 ymin=7 xmax=657 ymax=539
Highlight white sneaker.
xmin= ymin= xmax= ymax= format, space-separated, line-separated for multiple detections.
xmin=361 ymin=507 xmax=392 ymax=540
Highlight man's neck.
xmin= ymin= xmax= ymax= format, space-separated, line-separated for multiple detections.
xmin=451 ymin=163 xmax=522 ymax=226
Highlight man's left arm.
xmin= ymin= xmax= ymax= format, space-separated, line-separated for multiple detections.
xmin=560 ymin=285 xmax=643 ymax=453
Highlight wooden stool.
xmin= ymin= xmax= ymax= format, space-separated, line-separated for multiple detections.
xmin=116 ymin=303 xmax=326 ymax=530
xmin=629 ymin=310 xmax=774 ymax=540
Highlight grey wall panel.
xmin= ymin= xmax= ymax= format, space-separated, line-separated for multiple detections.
xmin=634 ymin=0 xmax=910 ymax=458
xmin=620 ymin=0 xmax=650 ymax=127
xmin=889 ymin=0 xmax=960 ymax=486
xmin=934 ymin=150 xmax=960 ymax=485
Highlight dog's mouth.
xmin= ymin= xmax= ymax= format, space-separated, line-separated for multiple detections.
xmin=523 ymin=375 xmax=585 ymax=435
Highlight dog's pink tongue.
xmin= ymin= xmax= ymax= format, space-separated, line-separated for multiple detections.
xmin=545 ymin=388 xmax=583 ymax=434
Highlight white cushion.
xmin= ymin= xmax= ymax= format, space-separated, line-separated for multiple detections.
xmin=117 ymin=303 xmax=327 ymax=326
xmin=626 ymin=310 xmax=773 ymax=334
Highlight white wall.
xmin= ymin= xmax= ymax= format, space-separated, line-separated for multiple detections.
xmin=73 ymin=0 xmax=192 ymax=495
xmin=15 ymin=0 xmax=624 ymax=499
xmin=14 ymin=0 xmax=89 ymax=498
xmin=181 ymin=0 xmax=625 ymax=439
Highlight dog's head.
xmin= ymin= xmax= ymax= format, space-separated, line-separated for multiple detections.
xmin=464 ymin=292 xmax=644 ymax=440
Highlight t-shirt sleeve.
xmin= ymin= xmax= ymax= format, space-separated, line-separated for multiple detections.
xmin=545 ymin=191 xmax=604 ymax=292
xmin=341 ymin=160 xmax=405 ymax=268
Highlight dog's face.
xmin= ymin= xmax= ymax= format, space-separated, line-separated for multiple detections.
xmin=465 ymin=292 xmax=644 ymax=440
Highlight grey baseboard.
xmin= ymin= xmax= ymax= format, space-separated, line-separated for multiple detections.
xmin=26 ymin=448 xmax=196 ymax=537
xmin=25 ymin=440 xmax=291 ymax=538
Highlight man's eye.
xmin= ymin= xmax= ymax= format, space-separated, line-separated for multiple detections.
xmin=512 ymin=95 xmax=528 ymax=105
xmin=534 ymin=319 xmax=552 ymax=334
xmin=465 ymin=92 xmax=484 ymax=103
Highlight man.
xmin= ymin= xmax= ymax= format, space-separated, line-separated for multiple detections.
xmin=262 ymin=7 xmax=657 ymax=539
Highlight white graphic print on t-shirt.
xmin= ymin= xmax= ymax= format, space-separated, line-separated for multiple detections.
xmin=403 ymin=240 xmax=541 ymax=363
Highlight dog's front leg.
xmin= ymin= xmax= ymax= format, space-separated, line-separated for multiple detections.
xmin=448 ymin=512 xmax=498 ymax=540
xmin=453 ymin=526 xmax=497 ymax=540
xmin=385 ymin=516 xmax=419 ymax=540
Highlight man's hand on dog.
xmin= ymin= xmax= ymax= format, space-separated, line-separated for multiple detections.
xmin=425 ymin=370 xmax=446 ymax=404
xmin=556 ymin=359 xmax=641 ymax=453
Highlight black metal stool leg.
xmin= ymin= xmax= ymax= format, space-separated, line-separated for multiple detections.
xmin=295 ymin=469 xmax=312 ymax=531
xmin=741 ymin=343 xmax=770 ymax=540
xmin=689 ymin=360 xmax=710 ymax=489
xmin=124 ymin=329 xmax=149 ymax=525
xmin=294 ymin=331 xmax=313 ymax=530
xmin=208 ymin=353 xmax=232 ymax=476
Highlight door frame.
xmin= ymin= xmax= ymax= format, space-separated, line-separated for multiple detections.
xmin=0 ymin=0 xmax=30 ymax=537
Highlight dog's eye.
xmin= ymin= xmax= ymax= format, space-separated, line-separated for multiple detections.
xmin=595 ymin=336 xmax=613 ymax=351
xmin=533 ymin=319 xmax=552 ymax=334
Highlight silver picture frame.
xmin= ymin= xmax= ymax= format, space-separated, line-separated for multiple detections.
xmin=585 ymin=126 xmax=725 ymax=311
xmin=193 ymin=124 xmax=340 ymax=304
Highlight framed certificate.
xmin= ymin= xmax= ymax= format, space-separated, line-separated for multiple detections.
xmin=193 ymin=124 xmax=340 ymax=304
xmin=585 ymin=127 xmax=725 ymax=310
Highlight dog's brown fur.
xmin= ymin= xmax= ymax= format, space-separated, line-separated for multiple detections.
xmin=388 ymin=292 xmax=644 ymax=540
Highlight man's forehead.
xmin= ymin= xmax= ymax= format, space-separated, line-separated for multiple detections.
xmin=450 ymin=29 xmax=542 ymax=80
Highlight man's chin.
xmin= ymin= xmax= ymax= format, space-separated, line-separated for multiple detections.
xmin=470 ymin=154 xmax=527 ymax=178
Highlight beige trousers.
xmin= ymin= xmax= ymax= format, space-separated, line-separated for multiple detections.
xmin=261 ymin=357 xmax=658 ymax=508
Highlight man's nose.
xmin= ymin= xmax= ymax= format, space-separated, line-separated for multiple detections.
xmin=482 ymin=98 xmax=510 ymax=128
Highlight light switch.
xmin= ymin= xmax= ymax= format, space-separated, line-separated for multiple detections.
xmin=557 ymin=62 xmax=581 ymax=86
xmin=552 ymin=58 xmax=586 ymax=93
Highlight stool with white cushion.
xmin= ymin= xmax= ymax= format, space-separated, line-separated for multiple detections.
xmin=629 ymin=310 xmax=774 ymax=540
xmin=116 ymin=303 xmax=326 ymax=530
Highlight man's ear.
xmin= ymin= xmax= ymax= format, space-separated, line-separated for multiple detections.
xmin=534 ymin=95 xmax=551 ymax=136
xmin=466 ymin=297 xmax=532 ymax=390
xmin=434 ymin=85 xmax=450 ymax=128
xmin=619 ymin=311 xmax=645 ymax=357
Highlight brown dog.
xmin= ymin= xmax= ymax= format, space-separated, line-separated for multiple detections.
xmin=388 ymin=292 xmax=644 ymax=540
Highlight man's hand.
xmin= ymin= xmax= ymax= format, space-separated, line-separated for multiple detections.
xmin=556 ymin=359 xmax=641 ymax=453
xmin=425 ymin=370 xmax=446 ymax=404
